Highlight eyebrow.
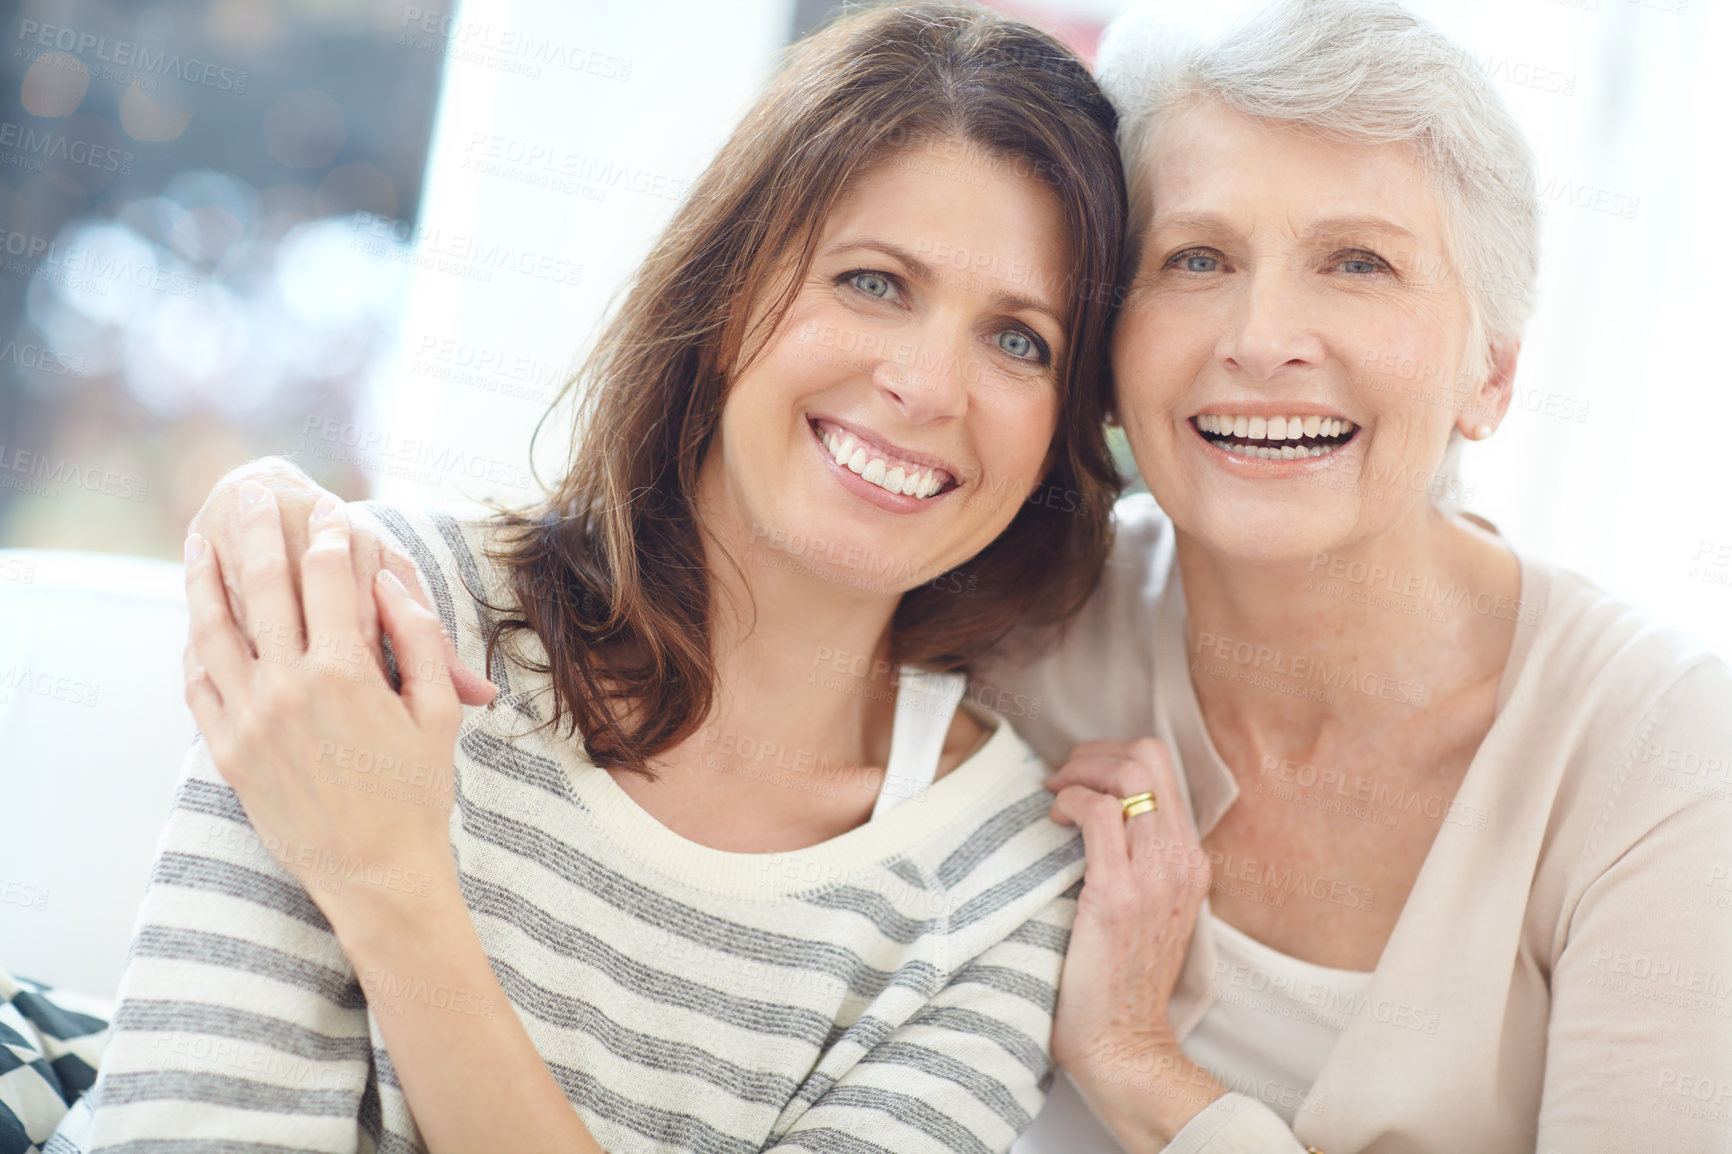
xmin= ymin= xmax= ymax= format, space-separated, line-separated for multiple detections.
xmin=1303 ymin=215 xmax=1418 ymax=243
xmin=1147 ymin=212 xmax=1418 ymax=243
xmin=825 ymin=237 xmax=1067 ymax=326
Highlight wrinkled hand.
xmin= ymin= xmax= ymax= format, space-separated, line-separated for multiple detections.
xmin=1046 ymin=738 xmax=1224 ymax=1145
xmin=182 ymin=487 xmax=465 ymax=932
xmin=188 ymin=457 xmax=496 ymax=706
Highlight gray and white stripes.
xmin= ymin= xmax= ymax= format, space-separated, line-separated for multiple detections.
xmin=83 ymin=503 xmax=1085 ymax=1153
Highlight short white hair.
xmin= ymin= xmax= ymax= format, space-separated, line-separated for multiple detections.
xmin=1097 ymin=0 xmax=1540 ymax=381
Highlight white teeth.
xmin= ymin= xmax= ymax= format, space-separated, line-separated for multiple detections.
xmin=1213 ymin=440 xmax=1335 ymax=460
xmin=1196 ymin=413 xmax=1356 ymax=447
xmin=818 ymin=422 xmax=950 ymax=499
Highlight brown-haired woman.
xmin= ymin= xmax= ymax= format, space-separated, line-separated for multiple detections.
xmin=80 ymin=5 xmax=1127 ymax=1153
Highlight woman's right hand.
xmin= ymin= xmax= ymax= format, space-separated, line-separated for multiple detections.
xmin=187 ymin=457 xmax=497 ymax=706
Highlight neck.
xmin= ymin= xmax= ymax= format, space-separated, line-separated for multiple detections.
xmin=1175 ymin=503 xmax=1521 ymax=754
xmin=671 ymin=505 xmax=906 ymax=802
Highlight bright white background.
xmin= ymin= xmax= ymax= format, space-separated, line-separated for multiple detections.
xmin=369 ymin=0 xmax=1732 ymax=662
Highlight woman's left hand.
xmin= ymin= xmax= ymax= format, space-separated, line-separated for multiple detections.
xmin=181 ymin=484 xmax=465 ymax=939
xmin=1046 ymin=737 xmax=1226 ymax=1147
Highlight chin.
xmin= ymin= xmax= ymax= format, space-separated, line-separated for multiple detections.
xmin=741 ymin=505 xmax=940 ymax=596
xmin=1179 ymin=496 xmax=1359 ymax=567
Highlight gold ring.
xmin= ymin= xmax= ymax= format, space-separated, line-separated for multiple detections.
xmin=1120 ymin=791 xmax=1157 ymax=819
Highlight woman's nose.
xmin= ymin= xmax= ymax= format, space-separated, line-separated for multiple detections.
xmin=1217 ymin=267 xmax=1327 ymax=381
xmin=870 ymin=322 xmax=971 ymax=423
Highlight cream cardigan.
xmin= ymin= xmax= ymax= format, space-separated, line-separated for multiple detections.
xmin=979 ymin=495 xmax=1732 ymax=1154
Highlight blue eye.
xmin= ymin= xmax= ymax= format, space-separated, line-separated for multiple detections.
xmin=1337 ymin=251 xmax=1388 ymax=275
xmin=996 ymin=330 xmax=1037 ymax=359
xmin=1168 ymin=249 xmax=1221 ymax=273
xmin=850 ymin=272 xmax=893 ymax=298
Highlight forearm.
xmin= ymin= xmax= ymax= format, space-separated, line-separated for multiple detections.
xmin=334 ymin=863 xmax=604 ymax=1154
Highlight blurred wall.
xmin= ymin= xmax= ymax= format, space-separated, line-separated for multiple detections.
xmin=362 ymin=0 xmax=795 ymax=509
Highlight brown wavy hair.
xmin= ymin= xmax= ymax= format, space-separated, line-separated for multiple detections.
xmin=483 ymin=1 xmax=1126 ymax=776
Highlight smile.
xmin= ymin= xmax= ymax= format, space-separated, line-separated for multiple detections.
xmin=811 ymin=418 xmax=957 ymax=499
xmin=1192 ymin=412 xmax=1359 ymax=460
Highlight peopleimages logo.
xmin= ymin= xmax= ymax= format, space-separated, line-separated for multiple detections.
xmin=0 ymin=122 xmax=132 ymax=174
xmin=0 ymin=228 xmax=200 ymax=300
xmin=0 ymin=444 xmax=147 ymax=501
xmin=16 ymin=19 xmax=251 ymax=91
xmin=299 ymin=416 xmax=533 ymax=490
xmin=14 ymin=20 xmax=250 ymax=92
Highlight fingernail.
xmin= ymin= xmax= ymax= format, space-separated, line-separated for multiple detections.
xmin=311 ymin=493 xmax=343 ymax=521
xmin=240 ymin=480 xmax=267 ymax=509
xmin=377 ymin=570 xmax=406 ymax=593
xmin=183 ymin=533 xmax=205 ymax=563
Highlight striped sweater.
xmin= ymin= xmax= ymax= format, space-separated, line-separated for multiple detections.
xmin=83 ymin=503 xmax=1086 ymax=1154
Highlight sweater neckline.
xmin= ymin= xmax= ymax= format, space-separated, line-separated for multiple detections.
xmin=557 ymin=707 xmax=1033 ymax=899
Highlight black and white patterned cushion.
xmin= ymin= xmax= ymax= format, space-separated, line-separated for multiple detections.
xmin=0 ymin=973 xmax=105 ymax=1154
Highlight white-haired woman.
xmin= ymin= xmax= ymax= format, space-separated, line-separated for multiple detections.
xmin=986 ymin=1 xmax=1732 ymax=1151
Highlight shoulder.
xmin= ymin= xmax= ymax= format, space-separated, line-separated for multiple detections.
xmin=1517 ymin=557 xmax=1732 ymax=867
xmin=348 ymin=501 xmax=502 ymax=602
xmin=1521 ymin=557 xmax=1728 ymax=757
xmin=973 ymin=493 xmax=1175 ymax=763
xmin=910 ymin=711 xmax=1084 ymax=913
xmin=1527 ymin=559 xmax=1720 ymax=689
xmin=346 ymin=500 xmax=542 ymax=705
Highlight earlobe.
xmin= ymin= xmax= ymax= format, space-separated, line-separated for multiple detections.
xmin=1457 ymin=340 xmax=1520 ymax=441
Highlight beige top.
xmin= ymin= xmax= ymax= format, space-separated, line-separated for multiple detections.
xmin=1182 ymin=917 xmax=1375 ymax=1126
xmin=979 ymin=494 xmax=1732 ymax=1154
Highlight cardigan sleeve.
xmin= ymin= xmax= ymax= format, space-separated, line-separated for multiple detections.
xmin=1532 ymin=657 xmax=1732 ymax=1153
xmin=1160 ymin=1093 xmax=1310 ymax=1154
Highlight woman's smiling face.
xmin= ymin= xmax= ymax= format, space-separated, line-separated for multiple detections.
xmin=1113 ymin=99 xmax=1488 ymax=562
xmin=698 ymin=137 xmax=1071 ymax=596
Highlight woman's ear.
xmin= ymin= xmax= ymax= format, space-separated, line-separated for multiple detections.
xmin=1457 ymin=340 xmax=1519 ymax=440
